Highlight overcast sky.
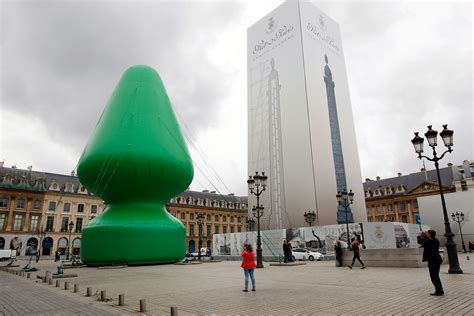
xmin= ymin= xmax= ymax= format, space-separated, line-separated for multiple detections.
xmin=0 ymin=0 xmax=472 ymax=197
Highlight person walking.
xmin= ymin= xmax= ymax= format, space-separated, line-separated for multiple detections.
xmin=348 ymin=238 xmax=365 ymax=269
xmin=334 ymin=240 xmax=343 ymax=267
xmin=35 ymin=249 xmax=40 ymax=263
xmin=55 ymin=250 xmax=61 ymax=262
xmin=241 ymin=244 xmax=256 ymax=292
xmin=283 ymin=240 xmax=291 ymax=263
xmin=417 ymin=230 xmax=444 ymax=296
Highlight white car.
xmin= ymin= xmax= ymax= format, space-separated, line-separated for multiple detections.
xmin=291 ymin=248 xmax=324 ymax=261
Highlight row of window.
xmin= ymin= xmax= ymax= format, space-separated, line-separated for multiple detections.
xmin=47 ymin=201 xmax=97 ymax=214
xmin=186 ymin=223 xmax=243 ymax=236
xmin=0 ymin=198 xmax=99 ymax=215
xmin=366 ymin=200 xmax=418 ymax=216
xmin=171 ymin=196 xmax=247 ymax=210
xmin=365 ymin=185 xmax=406 ymax=198
xmin=0 ymin=198 xmax=42 ymax=209
xmin=367 ymin=214 xmax=413 ymax=223
xmin=170 ymin=211 xmax=243 ymax=223
xmin=0 ymin=213 xmax=93 ymax=233
xmin=0 ymin=213 xmax=39 ymax=231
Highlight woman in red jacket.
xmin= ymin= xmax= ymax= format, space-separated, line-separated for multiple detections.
xmin=241 ymin=244 xmax=256 ymax=292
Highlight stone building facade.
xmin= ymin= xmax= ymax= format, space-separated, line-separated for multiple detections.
xmin=363 ymin=163 xmax=464 ymax=224
xmin=0 ymin=165 xmax=248 ymax=257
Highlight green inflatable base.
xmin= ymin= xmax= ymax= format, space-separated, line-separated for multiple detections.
xmin=81 ymin=204 xmax=185 ymax=266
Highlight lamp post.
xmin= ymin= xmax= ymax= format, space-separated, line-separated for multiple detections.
xmin=67 ymin=220 xmax=74 ymax=260
xmin=451 ymin=212 xmax=466 ymax=253
xmin=304 ymin=211 xmax=316 ymax=227
xmin=37 ymin=227 xmax=46 ymax=257
xmin=196 ymin=213 xmax=205 ymax=260
xmin=247 ymin=171 xmax=267 ymax=269
xmin=336 ymin=189 xmax=354 ymax=246
xmin=411 ymin=124 xmax=462 ymax=274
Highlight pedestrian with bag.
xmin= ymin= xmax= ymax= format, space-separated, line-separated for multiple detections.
xmin=241 ymin=244 xmax=256 ymax=292
xmin=417 ymin=230 xmax=444 ymax=296
xmin=348 ymin=238 xmax=366 ymax=269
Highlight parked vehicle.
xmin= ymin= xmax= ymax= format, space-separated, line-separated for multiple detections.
xmin=0 ymin=249 xmax=16 ymax=261
xmin=292 ymin=248 xmax=324 ymax=261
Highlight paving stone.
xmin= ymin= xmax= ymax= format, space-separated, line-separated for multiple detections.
xmin=1 ymin=253 xmax=472 ymax=315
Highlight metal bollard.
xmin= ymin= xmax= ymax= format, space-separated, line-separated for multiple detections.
xmin=87 ymin=287 xmax=92 ymax=297
xmin=101 ymin=290 xmax=106 ymax=301
xmin=64 ymin=281 xmax=69 ymax=290
xmin=56 ymin=280 xmax=60 ymax=287
xmin=27 ymin=273 xmax=31 ymax=279
xmin=74 ymin=284 xmax=79 ymax=293
xmin=170 ymin=306 xmax=178 ymax=316
xmin=49 ymin=278 xmax=53 ymax=285
xmin=118 ymin=294 xmax=124 ymax=306
xmin=139 ymin=299 xmax=146 ymax=313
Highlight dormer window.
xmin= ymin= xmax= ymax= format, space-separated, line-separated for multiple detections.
xmin=49 ymin=180 xmax=60 ymax=191
xmin=65 ymin=182 xmax=74 ymax=193
xmin=385 ymin=186 xmax=392 ymax=195
xmin=78 ymin=185 xmax=88 ymax=194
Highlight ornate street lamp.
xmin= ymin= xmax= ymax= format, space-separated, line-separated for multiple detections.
xmin=304 ymin=211 xmax=316 ymax=227
xmin=245 ymin=216 xmax=255 ymax=232
xmin=451 ymin=212 xmax=466 ymax=253
xmin=67 ymin=220 xmax=74 ymax=260
xmin=196 ymin=213 xmax=205 ymax=260
xmin=247 ymin=171 xmax=267 ymax=268
xmin=411 ymin=124 xmax=462 ymax=274
xmin=337 ymin=189 xmax=354 ymax=246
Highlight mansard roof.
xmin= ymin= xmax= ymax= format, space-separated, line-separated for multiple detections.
xmin=363 ymin=167 xmax=453 ymax=195
xmin=177 ymin=190 xmax=247 ymax=204
xmin=0 ymin=166 xmax=248 ymax=203
xmin=0 ymin=166 xmax=48 ymax=192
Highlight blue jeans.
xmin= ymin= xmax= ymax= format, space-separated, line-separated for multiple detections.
xmin=243 ymin=268 xmax=256 ymax=290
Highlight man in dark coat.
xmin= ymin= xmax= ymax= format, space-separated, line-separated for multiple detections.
xmin=417 ymin=230 xmax=444 ymax=296
xmin=283 ymin=240 xmax=291 ymax=263
xmin=348 ymin=238 xmax=365 ymax=269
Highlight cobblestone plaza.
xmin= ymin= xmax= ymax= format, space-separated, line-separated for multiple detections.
xmin=1 ymin=254 xmax=472 ymax=315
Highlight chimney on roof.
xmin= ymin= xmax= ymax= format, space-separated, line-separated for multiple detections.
xmin=447 ymin=162 xmax=453 ymax=167
xmin=420 ymin=168 xmax=426 ymax=172
xmin=0 ymin=161 xmax=4 ymax=167
xmin=228 ymin=193 xmax=235 ymax=196
xmin=397 ymin=172 xmax=402 ymax=177
xmin=210 ymin=191 xmax=216 ymax=194
xmin=71 ymin=170 xmax=76 ymax=176
xmin=376 ymin=176 xmax=380 ymax=181
xmin=202 ymin=189 xmax=209 ymax=193
xmin=365 ymin=178 xmax=371 ymax=182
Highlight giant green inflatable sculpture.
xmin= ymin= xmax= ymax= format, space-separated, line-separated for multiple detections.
xmin=77 ymin=65 xmax=193 ymax=265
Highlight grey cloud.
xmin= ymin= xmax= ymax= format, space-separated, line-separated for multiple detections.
xmin=1 ymin=0 xmax=243 ymax=152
